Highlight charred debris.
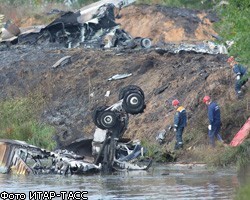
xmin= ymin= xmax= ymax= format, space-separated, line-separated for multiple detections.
xmin=1 ymin=2 xmax=151 ymax=50
xmin=0 ymin=1 xmax=229 ymax=54
xmin=0 ymin=85 xmax=152 ymax=175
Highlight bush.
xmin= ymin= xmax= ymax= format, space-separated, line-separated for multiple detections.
xmin=214 ymin=0 xmax=250 ymax=66
xmin=0 ymin=94 xmax=56 ymax=150
xmin=192 ymin=140 xmax=250 ymax=169
xmin=141 ymin=139 xmax=176 ymax=162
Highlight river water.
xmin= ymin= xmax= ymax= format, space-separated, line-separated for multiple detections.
xmin=0 ymin=163 xmax=249 ymax=200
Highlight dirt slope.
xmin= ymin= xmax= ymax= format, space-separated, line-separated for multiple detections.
xmin=117 ymin=5 xmax=218 ymax=44
xmin=0 ymin=4 xmax=248 ymax=153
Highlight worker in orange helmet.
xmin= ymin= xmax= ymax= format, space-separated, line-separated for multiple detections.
xmin=203 ymin=96 xmax=224 ymax=147
xmin=172 ymin=99 xmax=187 ymax=150
xmin=227 ymin=56 xmax=248 ymax=99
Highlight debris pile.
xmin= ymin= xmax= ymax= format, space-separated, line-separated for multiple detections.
xmin=0 ymin=85 xmax=151 ymax=175
xmin=0 ymin=1 xmax=151 ymax=50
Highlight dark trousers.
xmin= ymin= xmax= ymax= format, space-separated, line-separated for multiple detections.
xmin=176 ymin=127 xmax=184 ymax=145
xmin=208 ymin=124 xmax=223 ymax=147
xmin=235 ymin=76 xmax=248 ymax=93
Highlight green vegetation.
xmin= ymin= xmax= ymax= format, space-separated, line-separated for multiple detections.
xmin=235 ymin=181 xmax=250 ymax=200
xmin=192 ymin=140 xmax=250 ymax=169
xmin=141 ymin=139 xmax=176 ymax=162
xmin=220 ymin=95 xmax=250 ymax=142
xmin=0 ymin=0 xmax=98 ymax=7
xmin=214 ymin=0 xmax=250 ymax=66
xmin=0 ymin=0 xmax=64 ymax=6
xmin=136 ymin=0 xmax=215 ymax=10
xmin=0 ymin=94 xmax=56 ymax=150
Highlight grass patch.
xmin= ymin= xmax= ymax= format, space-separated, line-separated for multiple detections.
xmin=141 ymin=139 xmax=176 ymax=162
xmin=136 ymin=0 xmax=215 ymax=9
xmin=0 ymin=1 xmax=71 ymax=27
xmin=192 ymin=140 xmax=250 ymax=169
xmin=0 ymin=93 xmax=56 ymax=150
xmin=234 ymin=181 xmax=250 ymax=200
xmin=219 ymin=95 xmax=250 ymax=143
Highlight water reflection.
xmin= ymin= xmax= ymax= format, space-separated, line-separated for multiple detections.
xmin=0 ymin=164 xmax=249 ymax=200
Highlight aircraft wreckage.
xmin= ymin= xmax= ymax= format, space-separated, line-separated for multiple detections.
xmin=0 ymin=0 xmax=230 ymax=54
xmin=1 ymin=0 xmax=151 ymax=50
xmin=0 ymin=85 xmax=152 ymax=175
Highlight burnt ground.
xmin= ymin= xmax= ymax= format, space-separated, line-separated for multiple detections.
xmin=0 ymin=4 xmax=249 ymax=161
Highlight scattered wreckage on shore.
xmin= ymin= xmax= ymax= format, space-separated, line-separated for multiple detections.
xmin=0 ymin=0 xmax=151 ymax=50
xmin=0 ymin=85 xmax=152 ymax=175
xmin=0 ymin=0 xmax=229 ymax=54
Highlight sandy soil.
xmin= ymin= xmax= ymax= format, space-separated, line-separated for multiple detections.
xmin=116 ymin=5 xmax=218 ymax=44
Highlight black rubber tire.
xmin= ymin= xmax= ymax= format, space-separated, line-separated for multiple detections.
xmin=122 ymin=92 xmax=145 ymax=114
xmin=99 ymin=110 xmax=118 ymax=129
xmin=118 ymin=85 xmax=145 ymax=100
xmin=92 ymin=105 xmax=109 ymax=130
xmin=141 ymin=38 xmax=151 ymax=48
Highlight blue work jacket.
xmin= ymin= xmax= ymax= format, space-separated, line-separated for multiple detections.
xmin=174 ymin=106 xmax=187 ymax=128
xmin=208 ymin=102 xmax=221 ymax=126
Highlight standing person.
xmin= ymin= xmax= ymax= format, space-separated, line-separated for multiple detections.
xmin=172 ymin=99 xmax=187 ymax=150
xmin=227 ymin=56 xmax=248 ymax=98
xmin=203 ymin=96 xmax=224 ymax=147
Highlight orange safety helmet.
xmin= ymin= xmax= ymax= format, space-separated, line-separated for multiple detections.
xmin=227 ymin=56 xmax=235 ymax=63
xmin=203 ymin=96 xmax=210 ymax=103
xmin=172 ymin=99 xmax=180 ymax=106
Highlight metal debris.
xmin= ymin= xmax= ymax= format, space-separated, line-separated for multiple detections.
xmin=0 ymin=136 xmax=150 ymax=175
xmin=0 ymin=14 xmax=4 ymax=42
xmin=52 ymin=56 xmax=72 ymax=68
xmin=91 ymin=85 xmax=150 ymax=173
xmin=156 ymin=129 xmax=167 ymax=145
xmin=0 ymin=0 xmax=150 ymax=50
xmin=156 ymin=125 xmax=172 ymax=144
xmin=0 ymin=139 xmax=101 ymax=175
xmin=104 ymin=90 xmax=111 ymax=97
xmin=108 ymin=73 xmax=132 ymax=81
xmin=156 ymin=41 xmax=229 ymax=55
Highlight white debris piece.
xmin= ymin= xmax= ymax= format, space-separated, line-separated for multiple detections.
xmin=108 ymin=73 xmax=132 ymax=81
xmin=0 ymin=14 xmax=4 ymax=42
xmin=105 ymin=90 xmax=111 ymax=97
xmin=156 ymin=129 xmax=167 ymax=144
xmin=52 ymin=56 xmax=71 ymax=68
xmin=93 ymin=128 xmax=107 ymax=143
xmin=157 ymin=41 xmax=229 ymax=55
xmin=92 ymin=128 xmax=108 ymax=156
